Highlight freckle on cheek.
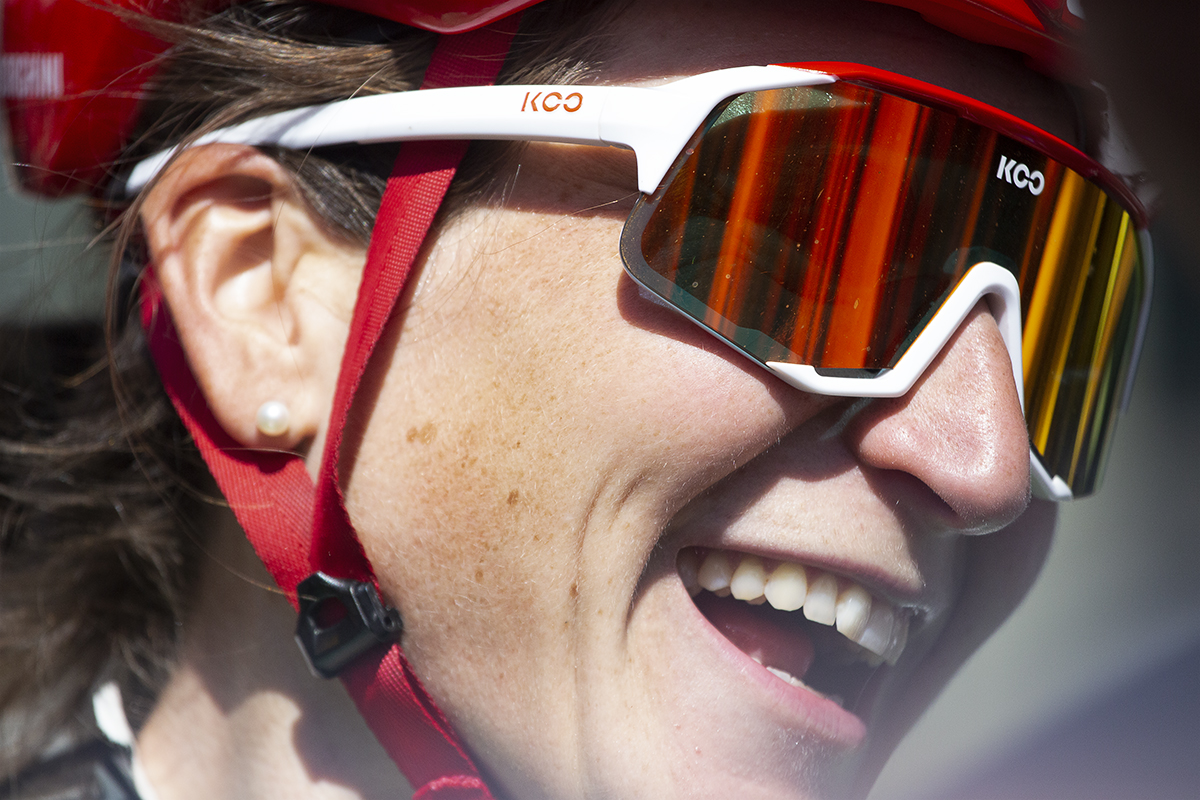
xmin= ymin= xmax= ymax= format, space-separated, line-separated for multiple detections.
xmin=406 ymin=422 xmax=437 ymax=444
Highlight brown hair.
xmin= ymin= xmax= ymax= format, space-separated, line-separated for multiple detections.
xmin=0 ymin=0 xmax=626 ymax=776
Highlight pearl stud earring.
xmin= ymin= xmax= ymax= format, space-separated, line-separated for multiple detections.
xmin=255 ymin=401 xmax=291 ymax=437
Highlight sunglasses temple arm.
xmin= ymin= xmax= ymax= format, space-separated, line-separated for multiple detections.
xmin=125 ymin=66 xmax=833 ymax=195
xmin=125 ymin=85 xmax=619 ymax=194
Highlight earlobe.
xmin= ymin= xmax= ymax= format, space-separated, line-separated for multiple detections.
xmin=141 ymin=143 xmax=364 ymax=457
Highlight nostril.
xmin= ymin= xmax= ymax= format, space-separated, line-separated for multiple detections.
xmin=933 ymin=436 xmax=1031 ymax=533
xmin=845 ymin=304 xmax=1032 ymax=533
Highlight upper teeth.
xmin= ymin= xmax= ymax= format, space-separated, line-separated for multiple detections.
xmin=679 ymin=549 xmax=908 ymax=665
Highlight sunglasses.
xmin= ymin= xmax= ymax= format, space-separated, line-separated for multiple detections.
xmin=128 ymin=62 xmax=1152 ymax=501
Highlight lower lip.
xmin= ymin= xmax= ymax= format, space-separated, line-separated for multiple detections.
xmin=680 ymin=579 xmax=869 ymax=748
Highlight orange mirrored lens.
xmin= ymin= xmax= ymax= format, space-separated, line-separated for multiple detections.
xmin=621 ymin=82 xmax=1146 ymax=496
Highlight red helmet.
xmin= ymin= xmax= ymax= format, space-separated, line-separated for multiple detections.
xmin=3 ymin=0 xmax=1084 ymax=196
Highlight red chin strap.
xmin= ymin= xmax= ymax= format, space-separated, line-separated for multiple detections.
xmin=140 ymin=18 xmax=520 ymax=800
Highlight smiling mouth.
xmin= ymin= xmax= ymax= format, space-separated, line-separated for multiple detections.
xmin=679 ymin=547 xmax=911 ymax=711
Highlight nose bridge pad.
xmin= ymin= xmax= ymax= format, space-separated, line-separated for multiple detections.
xmin=768 ymin=262 xmax=1024 ymax=402
xmin=767 ymin=263 xmax=1072 ymax=503
xmin=967 ymin=265 xmax=1025 ymax=412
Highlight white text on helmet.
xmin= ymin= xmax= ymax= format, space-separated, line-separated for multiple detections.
xmin=2 ymin=52 xmax=64 ymax=99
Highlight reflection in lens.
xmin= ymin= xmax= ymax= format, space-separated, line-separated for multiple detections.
xmin=622 ymin=81 xmax=1147 ymax=497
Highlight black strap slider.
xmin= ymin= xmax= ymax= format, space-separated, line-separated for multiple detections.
xmin=295 ymin=572 xmax=403 ymax=679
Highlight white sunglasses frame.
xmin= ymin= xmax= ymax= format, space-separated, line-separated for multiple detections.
xmin=127 ymin=65 xmax=830 ymax=194
xmin=127 ymin=64 xmax=1155 ymax=503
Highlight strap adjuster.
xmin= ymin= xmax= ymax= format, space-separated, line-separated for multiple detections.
xmin=295 ymin=572 xmax=404 ymax=679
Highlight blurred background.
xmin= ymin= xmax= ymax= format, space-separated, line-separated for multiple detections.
xmin=0 ymin=172 xmax=105 ymax=323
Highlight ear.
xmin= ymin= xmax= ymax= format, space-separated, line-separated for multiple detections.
xmin=141 ymin=144 xmax=364 ymax=459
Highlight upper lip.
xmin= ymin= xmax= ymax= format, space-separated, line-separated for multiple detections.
xmin=648 ymin=416 xmax=966 ymax=623
xmin=660 ymin=509 xmax=956 ymax=621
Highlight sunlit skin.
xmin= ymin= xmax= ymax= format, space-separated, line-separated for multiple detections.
xmin=347 ymin=2 xmax=1066 ymax=796
xmin=136 ymin=1 xmax=1069 ymax=798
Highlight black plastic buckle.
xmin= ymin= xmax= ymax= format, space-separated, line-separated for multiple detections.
xmin=295 ymin=572 xmax=404 ymax=679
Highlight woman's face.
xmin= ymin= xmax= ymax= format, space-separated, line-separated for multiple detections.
xmin=344 ymin=1 xmax=1064 ymax=797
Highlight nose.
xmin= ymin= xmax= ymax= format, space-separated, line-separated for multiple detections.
xmin=844 ymin=302 xmax=1031 ymax=533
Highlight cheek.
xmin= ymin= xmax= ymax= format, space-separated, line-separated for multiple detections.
xmin=347 ymin=211 xmax=762 ymax=571
xmin=343 ymin=324 xmax=578 ymax=740
xmin=366 ymin=207 xmax=810 ymax=508
xmin=338 ymin=212 xmax=670 ymax=771
xmin=339 ymin=207 xmax=822 ymax=724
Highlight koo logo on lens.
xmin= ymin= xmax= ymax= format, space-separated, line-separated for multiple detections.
xmin=996 ymin=155 xmax=1045 ymax=196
